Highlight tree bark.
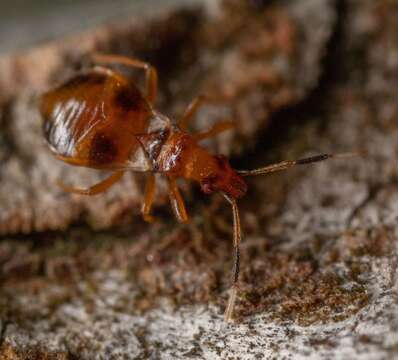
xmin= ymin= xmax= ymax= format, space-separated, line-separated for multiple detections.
xmin=3 ymin=0 xmax=398 ymax=359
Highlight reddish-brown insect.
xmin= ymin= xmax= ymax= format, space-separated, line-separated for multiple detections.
xmin=40 ymin=54 xmax=353 ymax=321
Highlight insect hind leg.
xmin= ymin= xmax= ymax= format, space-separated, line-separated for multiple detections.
xmin=57 ymin=170 xmax=125 ymax=195
xmin=91 ymin=53 xmax=158 ymax=103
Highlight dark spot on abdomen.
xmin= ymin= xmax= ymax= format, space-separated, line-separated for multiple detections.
xmin=113 ymin=84 xmax=146 ymax=113
xmin=89 ymin=132 xmax=118 ymax=164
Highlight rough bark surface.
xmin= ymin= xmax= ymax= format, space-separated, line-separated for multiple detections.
xmin=2 ymin=0 xmax=398 ymax=359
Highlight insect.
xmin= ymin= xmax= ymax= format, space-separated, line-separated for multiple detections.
xmin=40 ymin=54 xmax=354 ymax=322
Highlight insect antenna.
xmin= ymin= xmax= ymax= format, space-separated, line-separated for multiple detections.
xmin=237 ymin=152 xmax=357 ymax=177
xmin=223 ymin=193 xmax=241 ymax=322
xmin=221 ymin=151 xmax=357 ymax=321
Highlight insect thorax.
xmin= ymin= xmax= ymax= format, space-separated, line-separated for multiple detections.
xmin=132 ymin=111 xmax=173 ymax=171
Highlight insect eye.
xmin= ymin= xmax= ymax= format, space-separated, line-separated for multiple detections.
xmin=215 ymin=155 xmax=228 ymax=168
xmin=200 ymin=175 xmax=218 ymax=194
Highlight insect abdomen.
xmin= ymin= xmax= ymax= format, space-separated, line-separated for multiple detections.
xmin=40 ymin=69 xmax=154 ymax=170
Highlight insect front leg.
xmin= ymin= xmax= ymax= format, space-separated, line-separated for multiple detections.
xmin=91 ymin=53 xmax=158 ymax=103
xmin=179 ymin=96 xmax=235 ymax=140
xmin=193 ymin=120 xmax=236 ymax=141
xmin=167 ymin=177 xmax=189 ymax=224
xmin=178 ymin=95 xmax=212 ymax=131
xmin=141 ymin=173 xmax=156 ymax=223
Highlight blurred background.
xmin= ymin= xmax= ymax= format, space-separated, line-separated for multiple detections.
xmin=0 ymin=0 xmax=193 ymax=53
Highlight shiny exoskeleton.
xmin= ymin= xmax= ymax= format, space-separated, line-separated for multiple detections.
xmin=40 ymin=54 xmax=352 ymax=322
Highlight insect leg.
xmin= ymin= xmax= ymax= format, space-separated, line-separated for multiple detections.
xmin=91 ymin=53 xmax=158 ymax=103
xmin=57 ymin=171 xmax=125 ymax=195
xmin=141 ymin=173 xmax=156 ymax=223
xmin=194 ymin=120 xmax=236 ymax=141
xmin=223 ymin=194 xmax=242 ymax=322
xmin=178 ymin=95 xmax=211 ymax=131
xmin=167 ymin=177 xmax=189 ymax=224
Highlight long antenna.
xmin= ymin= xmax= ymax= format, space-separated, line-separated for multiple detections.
xmin=223 ymin=194 xmax=241 ymax=322
xmin=237 ymin=152 xmax=357 ymax=177
xmin=221 ymin=151 xmax=358 ymax=321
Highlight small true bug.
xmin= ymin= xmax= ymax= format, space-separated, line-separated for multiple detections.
xmin=40 ymin=54 xmax=354 ymax=322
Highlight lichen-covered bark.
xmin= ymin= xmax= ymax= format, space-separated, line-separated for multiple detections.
xmin=3 ymin=0 xmax=398 ymax=359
